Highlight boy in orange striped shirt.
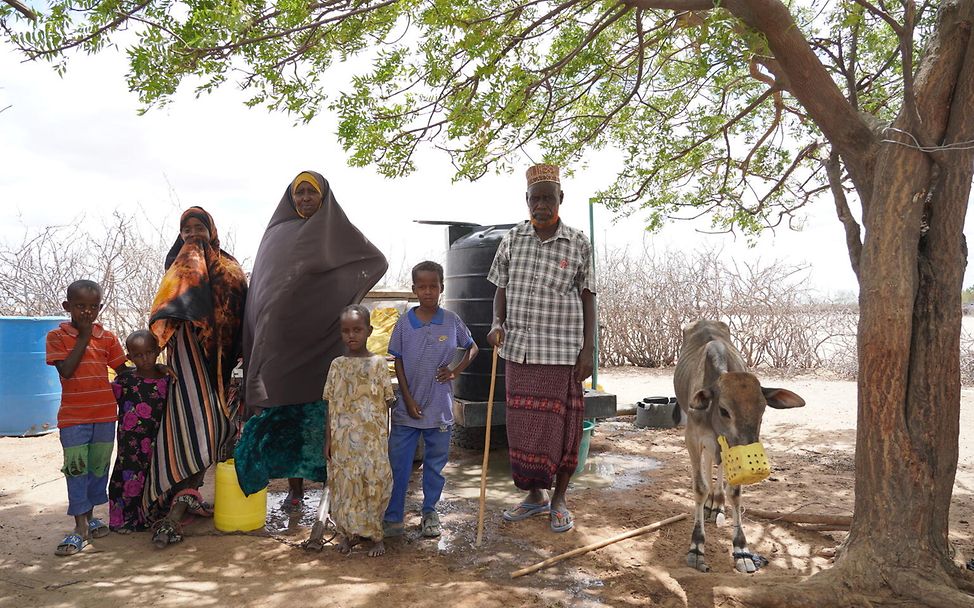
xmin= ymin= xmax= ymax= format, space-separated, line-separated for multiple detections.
xmin=46 ymin=279 xmax=129 ymax=556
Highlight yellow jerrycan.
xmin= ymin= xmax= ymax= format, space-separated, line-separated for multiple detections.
xmin=214 ymin=459 xmax=267 ymax=532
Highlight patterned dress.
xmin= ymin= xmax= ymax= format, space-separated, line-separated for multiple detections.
xmin=323 ymin=355 xmax=393 ymax=541
xmin=108 ymin=374 xmax=169 ymax=531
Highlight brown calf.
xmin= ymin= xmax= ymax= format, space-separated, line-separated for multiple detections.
xmin=674 ymin=320 xmax=805 ymax=573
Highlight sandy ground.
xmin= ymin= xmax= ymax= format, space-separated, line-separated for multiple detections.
xmin=1 ymin=366 xmax=972 ymax=608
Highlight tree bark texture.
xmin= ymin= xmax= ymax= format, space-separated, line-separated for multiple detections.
xmin=850 ymin=0 xmax=972 ymax=584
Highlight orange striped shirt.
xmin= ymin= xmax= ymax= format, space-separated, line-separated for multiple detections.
xmin=46 ymin=322 xmax=127 ymax=428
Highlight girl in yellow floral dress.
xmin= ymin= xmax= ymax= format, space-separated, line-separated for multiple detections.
xmin=324 ymin=305 xmax=394 ymax=557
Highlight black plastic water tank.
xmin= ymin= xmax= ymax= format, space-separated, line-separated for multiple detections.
xmin=444 ymin=223 xmax=516 ymax=401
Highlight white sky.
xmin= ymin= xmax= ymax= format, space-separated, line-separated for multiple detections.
xmin=2 ymin=43 xmax=957 ymax=298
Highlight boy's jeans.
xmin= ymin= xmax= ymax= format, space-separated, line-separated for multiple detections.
xmin=60 ymin=422 xmax=116 ymax=516
xmin=383 ymin=424 xmax=451 ymax=523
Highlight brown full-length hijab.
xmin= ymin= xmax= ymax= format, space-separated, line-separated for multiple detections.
xmin=242 ymin=171 xmax=388 ymax=408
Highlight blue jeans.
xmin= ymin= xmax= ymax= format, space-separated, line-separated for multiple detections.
xmin=383 ymin=424 xmax=451 ymax=523
xmin=60 ymin=422 xmax=116 ymax=516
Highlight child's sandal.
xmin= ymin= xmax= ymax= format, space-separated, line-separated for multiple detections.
xmin=55 ymin=533 xmax=88 ymax=556
xmin=420 ymin=512 xmax=441 ymax=538
xmin=88 ymin=518 xmax=110 ymax=539
xmin=174 ymin=489 xmax=213 ymax=517
xmin=151 ymin=519 xmax=183 ymax=549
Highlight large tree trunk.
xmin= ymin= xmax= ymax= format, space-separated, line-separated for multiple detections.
xmin=720 ymin=2 xmax=974 ymax=606
xmin=841 ymin=12 xmax=973 ymax=603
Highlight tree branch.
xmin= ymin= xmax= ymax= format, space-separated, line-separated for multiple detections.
xmin=22 ymin=1 xmax=151 ymax=58
xmin=826 ymin=149 xmax=862 ymax=281
xmin=747 ymin=141 xmax=819 ymax=217
xmin=850 ymin=0 xmax=904 ymax=35
xmin=624 ymin=0 xmax=721 ymax=9
xmin=2 ymin=0 xmax=36 ymax=21
xmin=186 ymin=0 xmax=399 ymax=55
xmin=732 ymin=0 xmax=878 ymax=201
xmin=531 ymin=3 xmax=630 ymax=82
xmin=624 ymin=0 xmax=878 ymax=206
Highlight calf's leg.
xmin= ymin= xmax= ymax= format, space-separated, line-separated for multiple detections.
xmin=705 ymin=460 xmax=726 ymax=523
xmin=686 ymin=443 xmax=712 ymax=572
xmin=727 ymin=483 xmax=761 ymax=573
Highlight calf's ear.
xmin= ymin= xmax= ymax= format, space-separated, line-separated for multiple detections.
xmin=763 ymin=387 xmax=806 ymax=409
xmin=690 ymin=388 xmax=712 ymax=410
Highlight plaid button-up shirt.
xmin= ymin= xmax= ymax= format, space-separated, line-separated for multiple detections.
xmin=487 ymin=220 xmax=594 ymax=365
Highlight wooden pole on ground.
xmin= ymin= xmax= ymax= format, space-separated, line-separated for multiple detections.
xmin=510 ymin=513 xmax=688 ymax=578
xmin=475 ymin=348 xmax=500 ymax=547
xmin=798 ymin=524 xmax=851 ymax=532
xmin=745 ymin=508 xmax=852 ymax=527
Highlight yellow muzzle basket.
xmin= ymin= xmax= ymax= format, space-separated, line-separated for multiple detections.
xmin=718 ymin=436 xmax=771 ymax=485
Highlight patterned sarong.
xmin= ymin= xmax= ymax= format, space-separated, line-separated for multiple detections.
xmin=144 ymin=324 xmax=236 ymax=510
xmin=505 ymin=361 xmax=585 ymax=490
xmin=233 ymin=400 xmax=328 ymax=496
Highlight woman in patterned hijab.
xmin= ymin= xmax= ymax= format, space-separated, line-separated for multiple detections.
xmin=147 ymin=206 xmax=247 ymax=548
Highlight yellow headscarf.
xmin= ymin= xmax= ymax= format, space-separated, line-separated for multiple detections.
xmin=291 ymin=172 xmax=323 ymax=219
xmin=292 ymin=172 xmax=322 ymax=195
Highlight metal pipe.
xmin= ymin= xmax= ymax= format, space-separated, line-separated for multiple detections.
xmin=588 ymin=199 xmax=599 ymax=389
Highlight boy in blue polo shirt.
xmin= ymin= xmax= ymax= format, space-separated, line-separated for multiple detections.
xmin=383 ymin=261 xmax=478 ymax=538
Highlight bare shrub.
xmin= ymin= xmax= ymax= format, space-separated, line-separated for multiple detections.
xmin=595 ymin=246 xmax=861 ymax=375
xmin=0 ymin=209 xmax=172 ymax=339
xmin=961 ymin=323 xmax=974 ymax=385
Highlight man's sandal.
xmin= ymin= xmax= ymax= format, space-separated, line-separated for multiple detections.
xmin=88 ymin=518 xmax=110 ymax=539
xmin=55 ymin=533 xmax=88 ymax=556
xmin=383 ymin=521 xmax=405 ymax=538
xmin=502 ymin=502 xmax=550 ymax=522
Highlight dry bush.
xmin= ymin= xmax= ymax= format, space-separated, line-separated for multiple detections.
xmin=961 ymin=323 xmax=974 ymax=385
xmin=595 ymin=246 xmax=860 ymax=375
xmin=0 ymin=209 xmax=172 ymax=340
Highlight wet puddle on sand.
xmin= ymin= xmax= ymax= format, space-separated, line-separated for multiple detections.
xmin=264 ymin=488 xmax=325 ymax=536
xmin=442 ymin=448 xmax=662 ymax=507
xmin=244 ymin=446 xmax=651 ymax=606
xmin=258 ymin=449 xmax=662 ymax=540
xmin=252 ymin=440 xmax=661 ymax=582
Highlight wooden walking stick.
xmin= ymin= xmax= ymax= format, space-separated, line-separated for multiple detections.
xmin=475 ymin=347 xmax=500 ymax=547
xmin=510 ymin=513 xmax=688 ymax=578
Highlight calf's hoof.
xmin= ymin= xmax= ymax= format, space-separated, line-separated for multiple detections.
xmin=733 ymin=551 xmax=768 ymax=573
xmin=704 ymin=505 xmax=723 ymax=524
xmin=686 ymin=551 xmax=710 ymax=572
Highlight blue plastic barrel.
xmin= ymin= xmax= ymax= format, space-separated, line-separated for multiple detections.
xmin=0 ymin=316 xmax=66 ymax=436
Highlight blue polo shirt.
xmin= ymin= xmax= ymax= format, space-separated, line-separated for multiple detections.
xmin=388 ymin=307 xmax=474 ymax=429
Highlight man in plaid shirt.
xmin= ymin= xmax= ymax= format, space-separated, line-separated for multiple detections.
xmin=487 ymin=163 xmax=595 ymax=533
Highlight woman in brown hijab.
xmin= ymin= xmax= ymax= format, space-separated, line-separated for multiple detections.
xmin=147 ymin=207 xmax=247 ymax=548
xmin=235 ymin=171 xmax=387 ymax=512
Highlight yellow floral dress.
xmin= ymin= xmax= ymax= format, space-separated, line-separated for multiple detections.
xmin=323 ymin=355 xmax=394 ymax=541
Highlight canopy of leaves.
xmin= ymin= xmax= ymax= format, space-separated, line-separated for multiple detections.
xmin=0 ymin=0 xmax=935 ymax=235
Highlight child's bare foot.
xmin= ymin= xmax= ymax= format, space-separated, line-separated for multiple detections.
xmin=367 ymin=540 xmax=385 ymax=557
xmin=336 ymin=535 xmax=362 ymax=555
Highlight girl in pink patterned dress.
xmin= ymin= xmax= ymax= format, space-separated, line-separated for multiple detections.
xmin=108 ymin=330 xmax=170 ymax=533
